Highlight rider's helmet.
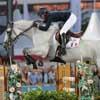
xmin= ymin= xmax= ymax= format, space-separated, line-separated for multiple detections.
xmin=38 ymin=8 xmax=48 ymax=18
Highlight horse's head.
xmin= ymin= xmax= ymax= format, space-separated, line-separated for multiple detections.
xmin=4 ymin=20 xmax=36 ymax=47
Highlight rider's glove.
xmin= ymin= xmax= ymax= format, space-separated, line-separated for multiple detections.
xmin=33 ymin=22 xmax=37 ymax=27
xmin=33 ymin=22 xmax=39 ymax=28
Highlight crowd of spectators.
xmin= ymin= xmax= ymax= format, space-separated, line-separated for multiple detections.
xmin=21 ymin=63 xmax=56 ymax=86
xmin=12 ymin=59 xmax=100 ymax=94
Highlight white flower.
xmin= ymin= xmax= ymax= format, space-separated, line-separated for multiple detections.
xmin=11 ymin=64 xmax=18 ymax=73
xmin=17 ymin=90 xmax=22 ymax=95
xmin=16 ymin=82 xmax=21 ymax=88
xmin=9 ymin=87 xmax=15 ymax=93
xmin=9 ymin=93 xmax=15 ymax=100
xmin=77 ymin=60 xmax=81 ymax=63
xmin=82 ymin=85 xmax=88 ymax=91
xmin=10 ymin=75 xmax=15 ymax=79
xmin=87 ymin=79 xmax=93 ymax=84
xmin=84 ymin=66 xmax=88 ymax=69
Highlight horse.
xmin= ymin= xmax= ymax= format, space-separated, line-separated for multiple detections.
xmin=3 ymin=20 xmax=84 ymax=63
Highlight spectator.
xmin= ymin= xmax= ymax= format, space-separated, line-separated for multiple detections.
xmin=22 ymin=66 xmax=30 ymax=85
xmin=43 ymin=66 xmax=49 ymax=84
xmin=29 ymin=70 xmax=38 ymax=85
xmin=37 ymin=71 xmax=43 ymax=84
xmin=48 ymin=68 xmax=55 ymax=84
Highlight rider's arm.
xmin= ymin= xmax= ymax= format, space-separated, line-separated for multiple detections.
xmin=38 ymin=18 xmax=51 ymax=31
xmin=33 ymin=16 xmax=52 ymax=31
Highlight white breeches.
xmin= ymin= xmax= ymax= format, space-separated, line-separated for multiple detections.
xmin=60 ymin=12 xmax=77 ymax=35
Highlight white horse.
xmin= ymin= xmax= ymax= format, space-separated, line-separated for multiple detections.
xmin=4 ymin=12 xmax=100 ymax=67
xmin=3 ymin=19 xmax=83 ymax=62
xmin=4 ymin=12 xmax=79 ymax=59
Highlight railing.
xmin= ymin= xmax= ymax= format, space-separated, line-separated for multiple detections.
xmin=56 ymin=63 xmax=78 ymax=93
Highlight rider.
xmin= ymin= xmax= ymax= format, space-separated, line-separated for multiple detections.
xmin=33 ymin=8 xmax=77 ymax=54
xmin=32 ymin=9 xmax=78 ymax=63
xmin=33 ymin=8 xmax=71 ymax=31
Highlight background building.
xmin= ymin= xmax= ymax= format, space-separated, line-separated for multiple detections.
xmin=0 ymin=0 xmax=100 ymax=25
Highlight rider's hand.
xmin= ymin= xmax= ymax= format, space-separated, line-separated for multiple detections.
xmin=33 ymin=22 xmax=38 ymax=27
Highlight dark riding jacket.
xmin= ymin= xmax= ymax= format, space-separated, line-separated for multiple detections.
xmin=39 ymin=11 xmax=71 ymax=31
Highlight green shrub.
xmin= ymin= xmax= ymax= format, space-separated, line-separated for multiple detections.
xmin=22 ymin=90 xmax=78 ymax=100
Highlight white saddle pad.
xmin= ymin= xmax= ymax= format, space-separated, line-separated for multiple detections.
xmin=66 ymin=37 xmax=80 ymax=48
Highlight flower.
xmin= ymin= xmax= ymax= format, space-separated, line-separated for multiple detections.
xmin=77 ymin=60 xmax=81 ymax=64
xmin=9 ymin=93 xmax=15 ymax=100
xmin=87 ymin=79 xmax=93 ymax=84
xmin=11 ymin=64 xmax=18 ymax=73
xmin=84 ymin=66 xmax=88 ymax=69
xmin=17 ymin=90 xmax=22 ymax=95
xmin=9 ymin=74 xmax=15 ymax=79
xmin=9 ymin=87 xmax=15 ymax=93
xmin=82 ymin=85 xmax=88 ymax=91
xmin=16 ymin=82 xmax=21 ymax=88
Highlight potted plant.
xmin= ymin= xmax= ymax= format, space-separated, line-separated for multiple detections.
xmin=77 ymin=60 xmax=95 ymax=100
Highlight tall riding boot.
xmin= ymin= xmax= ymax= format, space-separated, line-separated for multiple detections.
xmin=61 ymin=33 xmax=67 ymax=55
